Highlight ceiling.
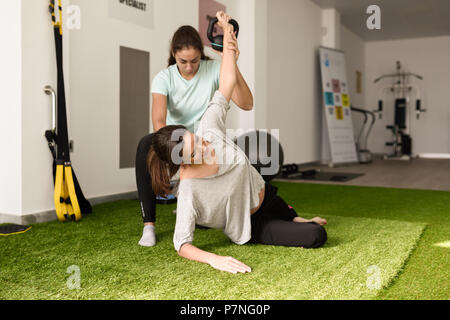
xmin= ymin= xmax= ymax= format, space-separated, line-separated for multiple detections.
xmin=312 ymin=0 xmax=450 ymax=41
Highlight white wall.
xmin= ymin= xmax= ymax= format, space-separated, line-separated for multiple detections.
xmin=365 ymin=35 xmax=450 ymax=155
xmin=319 ymin=7 xmax=342 ymax=164
xmin=340 ymin=24 xmax=366 ymax=145
xmin=266 ymin=0 xmax=323 ymax=164
xmin=213 ymin=0 xmax=255 ymax=132
xmin=322 ymin=8 xmax=341 ymax=50
xmin=254 ymin=0 xmax=268 ymax=130
xmin=0 ymin=0 xmax=22 ymax=215
xmin=340 ymin=25 xmax=365 ymax=108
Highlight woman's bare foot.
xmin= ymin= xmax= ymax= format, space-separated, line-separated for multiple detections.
xmin=311 ymin=217 xmax=327 ymax=226
xmin=293 ymin=216 xmax=327 ymax=226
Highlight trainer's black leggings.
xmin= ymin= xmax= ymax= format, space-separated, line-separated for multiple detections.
xmin=135 ymin=133 xmax=156 ymax=223
xmin=250 ymin=183 xmax=327 ymax=248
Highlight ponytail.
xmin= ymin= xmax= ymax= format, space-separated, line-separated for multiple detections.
xmin=146 ymin=146 xmax=172 ymax=197
xmin=146 ymin=125 xmax=186 ymax=196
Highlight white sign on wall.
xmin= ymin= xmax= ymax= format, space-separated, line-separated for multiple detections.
xmin=108 ymin=0 xmax=154 ymax=29
xmin=319 ymin=46 xmax=358 ymax=166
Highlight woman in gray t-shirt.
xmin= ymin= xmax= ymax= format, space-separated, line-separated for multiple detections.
xmin=145 ymin=12 xmax=327 ymax=274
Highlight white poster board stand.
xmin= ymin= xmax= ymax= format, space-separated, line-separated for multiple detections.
xmin=319 ymin=46 xmax=358 ymax=167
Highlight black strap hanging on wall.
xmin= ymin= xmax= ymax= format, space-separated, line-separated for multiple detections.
xmin=46 ymin=0 xmax=92 ymax=221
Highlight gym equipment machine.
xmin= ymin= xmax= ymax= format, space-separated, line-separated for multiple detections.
xmin=44 ymin=0 xmax=92 ymax=221
xmin=350 ymin=106 xmax=376 ymax=164
xmin=207 ymin=17 xmax=239 ymax=52
xmin=373 ymin=61 xmax=426 ymax=160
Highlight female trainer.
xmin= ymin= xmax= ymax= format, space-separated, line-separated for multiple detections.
xmin=136 ymin=13 xmax=253 ymax=247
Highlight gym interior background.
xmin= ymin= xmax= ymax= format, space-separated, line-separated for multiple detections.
xmin=0 ymin=0 xmax=449 ymax=300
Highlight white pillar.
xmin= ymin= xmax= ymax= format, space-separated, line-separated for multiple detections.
xmin=0 ymin=0 xmax=67 ymax=223
xmin=254 ymin=0 xmax=268 ymax=130
xmin=0 ymin=0 xmax=23 ymax=218
xmin=320 ymin=8 xmax=341 ymax=164
xmin=235 ymin=0 xmax=256 ymax=130
xmin=321 ymin=8 xmax=341 ymax=49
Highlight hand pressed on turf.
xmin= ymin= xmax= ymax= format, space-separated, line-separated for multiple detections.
xmin=209 ymin=255 xmax=252 ymax=274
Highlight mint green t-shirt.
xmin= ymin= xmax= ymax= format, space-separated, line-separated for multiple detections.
xmin=151 ymin=59 xmax=221 ymax=133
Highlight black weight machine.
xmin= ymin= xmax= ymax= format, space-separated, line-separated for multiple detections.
xmin=373 ymin=61 xmax=426 ymax=160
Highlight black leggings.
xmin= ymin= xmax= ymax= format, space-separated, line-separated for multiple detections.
xmin=135 ymin=133 xmax=157 ymax=223
xmin=250 ymin=183 xmax=327 ymax=248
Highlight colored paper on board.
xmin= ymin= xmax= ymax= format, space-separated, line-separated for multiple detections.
xmin=335 ymin=94 xmax=341 ymax=104
xmin=335 ymin=106 xmax=344 ymax=120
xmin=325 ymin=92 xmax=334 ymax=106
xmin=342 ymin=94 xmax=350 ymax=107
xmin=332 ymin=79 xmax=341 ymax=93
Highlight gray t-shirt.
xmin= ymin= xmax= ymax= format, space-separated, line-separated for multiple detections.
xmin=173 ymin=91 xmax=266 ymax=251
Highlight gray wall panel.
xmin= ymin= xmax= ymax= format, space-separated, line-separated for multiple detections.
xmin=120 ymin=46 xmax=150 ymax=169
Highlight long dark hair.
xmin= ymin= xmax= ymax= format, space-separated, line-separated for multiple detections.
xmin=168 ymin=25 xmax=211 ymax=67
xmin=147 ymin=125 xmax=188 ymax=196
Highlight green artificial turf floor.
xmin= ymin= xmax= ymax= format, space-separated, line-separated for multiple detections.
xmin=0 ymin=182 xmax=448 ymax=300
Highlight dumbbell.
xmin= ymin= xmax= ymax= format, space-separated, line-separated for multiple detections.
xmin=207 ymin=17 xmax=239 ymax=52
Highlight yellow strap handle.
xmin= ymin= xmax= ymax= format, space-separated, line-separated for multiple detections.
xmin=54 ymin=163 xmax=82 ymax=222
xmin=49 ymin=0 xmax=63 ymax=36
xmin=64 ymin=165 xmax=82 ymax=221
xmin=54 ymin=163 xmax=67 ymax=222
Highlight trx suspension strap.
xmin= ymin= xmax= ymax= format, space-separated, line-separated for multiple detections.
xmin=46 ymin=0 xmax=92 ymax=222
